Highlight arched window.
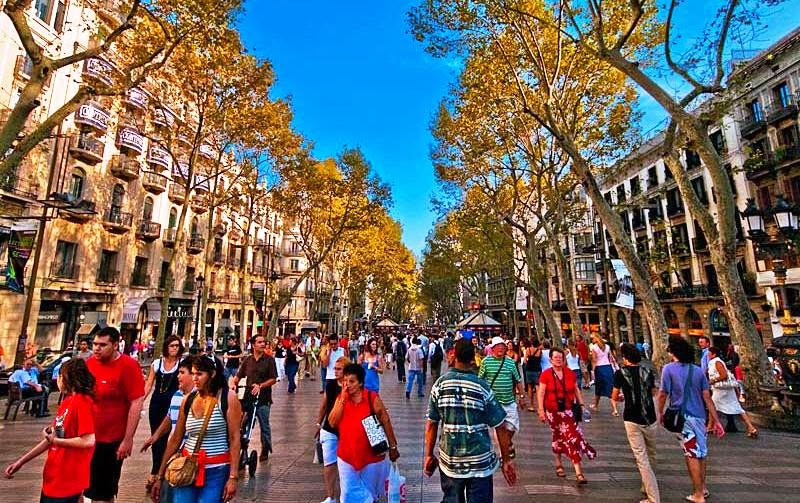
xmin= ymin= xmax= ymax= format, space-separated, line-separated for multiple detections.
xmin=143 ymin=196 xmax=154 ymax=221
xmin=190 ymin=216 xmax=198 ymax=237
xmin=631 ymin=310 xmax=646 ymax=343
xmin=664 ymin=309 xmax=680 ymax=335
xmin=168 ymin=207 xmax=177 ymax=229
xmin=685 ymin=309 xmax=703 ymax=337
xmin=617 ymin=311 xmax=630 ymax=342
xmin=709 ymin=308 xmax=729 ymax=336
xmin=110 ymin=184 xmax=125 ymax=219
xmin=69 ymin=167 xmax=85 ymax=200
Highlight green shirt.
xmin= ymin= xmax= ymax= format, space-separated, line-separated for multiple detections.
xmin=478 ymin=356 xmax=521 ymax=405
xmin=427 ymin=368 xmax=507 ymax=479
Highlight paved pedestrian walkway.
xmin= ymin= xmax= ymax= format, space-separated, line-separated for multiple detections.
xmin=0 ymin=367 xmax=797 ymax=501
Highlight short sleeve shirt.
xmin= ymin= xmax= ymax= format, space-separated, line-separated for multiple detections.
xmin=428 ymin=368 xmax=506 ymax=479
xmin=225 ymin=345 xmax=243 ymax=369
xmin=42 ymin=393 xmax=95 ymax=498
xmin=539 ymin=368 xmax=578 ymax=413
xmin=660 ymin=362 xmax=708 ymax=419
xmin=613 ymin=365 xmax=656 ymax=425
xmin=236 ymin=353 xmax=278 ymax=405
xmin=86 ymin=354 xmax=145 ymax=443
xmin=477 ymin=356 xmax=521 ymax=405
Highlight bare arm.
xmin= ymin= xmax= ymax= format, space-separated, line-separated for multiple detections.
xmin=4 ymin=438 xmax=50 ymax=478
xmin=141 ymin=415 xmax=172 ymax=452
xmin=144 ymin=363 xmax=156 ymax=398
xmin=712 ymin=360 xmax=728 ymax=384
xmin=51 ymin=432 xmax=95 ymax=449
xmin=327 ymin=389 xmax=346 ymax=429
xmin=117 ymin=396 xmax=144 ymax=460
xmin=423 ymin=420 xmax=439 ymax=476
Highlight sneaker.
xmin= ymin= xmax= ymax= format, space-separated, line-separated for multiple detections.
xmin=588 ymin=380 xmax=595 ymax=387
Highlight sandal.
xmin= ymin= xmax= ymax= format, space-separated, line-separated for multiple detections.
xmin=747 ymin=429 xmax=759 ymax=439
xmin=555 ymin=466 xmax=566 ymax=477
xmin=576 ymin=474 xmax=587 ymax=485
xmin=527 ymin=407 xmax=535 ymax=412
xmin=612 ymin=410 xmax=620 ymax=417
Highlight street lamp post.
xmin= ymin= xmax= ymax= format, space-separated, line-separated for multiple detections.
xmin=192 ymin=274 xmax=205 ymax=353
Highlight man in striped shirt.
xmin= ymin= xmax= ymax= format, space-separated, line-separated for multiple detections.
xmin=478 ymin=336 xmax=525 ymax=458
xmin=424 ymin=339 xmax=516 ymax=501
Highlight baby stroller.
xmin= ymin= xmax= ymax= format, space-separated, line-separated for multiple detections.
xmin=239 ymin=396 xmax=260 ymax=478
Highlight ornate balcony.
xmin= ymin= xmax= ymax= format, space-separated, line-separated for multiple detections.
xmin=214 ymin=223 xmax=227 ymax=236
xmin=59 ymin=198 xmax=96 ymax=223
xmin=190 ymin=194 xmax=208 ymax=213
xmin=50 ymin=261 xmax=79 ymax=281
xmin=767 ymin=95 xmax=798 ymax=125
xmin=656 ymin=285 xmax=710 ymax=300
xmin=168 ymin=183 xmax=186 ymax=204
xmin=162 ymin=228 xmax=177 ymax=248
xmin=123 ymin=87 xmax=149 ymax=110
xmin=740 ymin=114 xmax=767 ymax=139
xmin=153 ymin=107 xmax=176 ymax=129
xmin=82 ymin=57 xmax=113 ymax=87
xmin=136 ymin=220 xmax=161 ymax=242
xmin=142 ymin=171 xmax=168 ymax=194
xmin=102 ymin=208 xmax=132 ymax=233
xmin=147 ymin=143 xmax=171 ymax=170
xmin=69 ymin=133 xmax=105 ymax=164
xmin=187 ymin=235 xmax=205 ymax=255
xmin=109 ymin=154 xmax=140 ymax=181
xmin=74 ymin=101 xmax=109 ymax=132
xmin=116 ymin=126 xmax=145 ymax=154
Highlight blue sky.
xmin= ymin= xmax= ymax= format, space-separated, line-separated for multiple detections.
xmin=238 ymin=1 xmax=799 ymax=256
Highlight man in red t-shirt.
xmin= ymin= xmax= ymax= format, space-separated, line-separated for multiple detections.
xmin=85 ymin=327 xmax=145 ymax=502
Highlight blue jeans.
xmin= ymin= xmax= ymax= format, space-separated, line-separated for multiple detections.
xmin=224 ymin=367 xmax=238 ymax=384
xmin=286 ymin=363 xmax=299 ymax=393
xmin=440 ymin=471 xmax=493 ymax=503
xmin=406 ymin=369 xmax=423 ymax=396
xmin=573 ymin=368 xmax=583 ymax=389
xmin=321 ymin=367 xmax=327 ymax=391
xmin=172 ymin=464 xmax=230 ymax=503
xmin=255 ymin=403 xmax=272 ymax=453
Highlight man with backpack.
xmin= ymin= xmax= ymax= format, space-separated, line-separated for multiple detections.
xmin=612 ymin=343 xmax=660 ymax=503
xmin=231 ymin=334 xmax=278 ymax=462
xmin=429 ymin=334 xmax=445 ymax=380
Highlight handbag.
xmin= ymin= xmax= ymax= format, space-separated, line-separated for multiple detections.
xmin=361 ymin=391 xmax=390 ymax=455
xmin=165 ymin=397 xmax=216 ymax=487
xmin=712 ymin=372 xmax=739 ymax=390
xmin=663 ymin=365 xmax=694 ymax=433
xmin=312 ymin=440 xmax=324 ymax=464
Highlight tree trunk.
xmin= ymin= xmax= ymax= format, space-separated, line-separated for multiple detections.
xmin=548 ymin=238 xmax=587 ymax=343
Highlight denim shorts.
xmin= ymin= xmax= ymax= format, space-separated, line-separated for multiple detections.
xmin=171 ymin=464 xmax=230 ymax=503
xmin=525 ymin=370 xmax=541 ymax=387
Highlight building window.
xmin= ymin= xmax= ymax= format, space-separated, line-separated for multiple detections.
xmin=132 ymin=256 xmax=149 ymax=287
xmin=709 ymin=130 xmax=726 ymax=155
xmin=616 ymin=185 xmax=626 ymax=203
xmin=773 ymin=82 xmax=791 ymax=108
xmin=35 ymin=0 xmax=53 ymax=23
xmin=629 ymin=176 xmax=640 ymax=196
xmin=573 ymin=232 xmax=593 ymax=252
xmin=158 ymin=261 xmax=169 ymax=290
xmin=749 ymin=99 xmax=763 ymax=121
xmin=69 ymin=168 xmax=85 ymax=200
xmin=53 ymin=240 xmax=77 ymax=278
xmin=691 ymin=177 xmax=708 ymax=205
xmin=574 ymin=259 xmax=595 ymax=281
xmin=184 ymin=267 xmax=196 ymax=292
xmin=143 ymin=196 xmax=154 ymax=221
xmin=290 ymin=259 xmax=300 ymax=272
xmin=190 ymin=216 xmax=198 ymax=237
xmin=97 ymin=250 xmax=118 ymax=283
xmin=168 ymin=207 xmax=178 ymax=229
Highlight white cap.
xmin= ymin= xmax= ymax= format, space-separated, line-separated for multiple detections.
xmin=489 ymin=336 xmax=506 ymax=348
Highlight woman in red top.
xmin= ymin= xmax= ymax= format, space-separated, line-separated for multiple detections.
xmin=537 ymin=347 xmax=596 ymax=485
xmin=4 ymin=358 xmax=96 ymax=503
xmin=328 ymin=363 xmax=400 ymax=503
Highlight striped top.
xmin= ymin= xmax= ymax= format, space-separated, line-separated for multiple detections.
xmin=427 ymin=368 xmax=506 ymax=478
xmin=477 ymin=356 xmax=521 ymax=405
xmin=183 ymin=397 xmax=229 ymax=467
xmin=168 ymin=389 xmax=185 ymax=433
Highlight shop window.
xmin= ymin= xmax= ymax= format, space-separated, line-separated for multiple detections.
xmin=685 ymin=309 xmax=703 ymax=336
xmin=97 ymin=250 xmax=118 ymax=283
xmin=664 ymin=309 xmax=680 ymax=335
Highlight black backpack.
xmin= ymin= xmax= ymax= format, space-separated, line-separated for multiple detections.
xmin=431 ymin=342 xmax=444 ymax=364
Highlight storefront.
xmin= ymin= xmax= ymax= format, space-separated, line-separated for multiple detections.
xmin=36 ymin=290 xmax=114 ymax=351
xmin=121 ymin=296 xmax=194 ymax=348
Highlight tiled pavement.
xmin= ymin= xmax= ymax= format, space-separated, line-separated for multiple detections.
xmin=1 ymin=366 xmax=799 ymax=502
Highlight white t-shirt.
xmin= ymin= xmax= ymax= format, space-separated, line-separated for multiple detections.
xmin=590 ymin=343 xmax=611 ymax=366
xmin=566 ymin=350 xmax=581 ymax=370
xmin=326 ymin=347 xmax=345 ymax=378
xmin=541 ymin=349 xmax=551 ymax=371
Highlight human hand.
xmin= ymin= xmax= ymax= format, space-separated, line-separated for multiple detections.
xmin=141 ymin=436 xmax=154 ymax=453
xmin=150 ymin=478 xmax=161 ymax=502
xmin=501 ymin=460 xmax=517 ymax=485
xmin=250 ymin=383 xmax=261 ymax=397
xmin=117 ymin=437 xmax=133 ymax=460
xmin=389 ymin=447 xmax=400 ymax=462
xmin=712 ymin=421 xmax=725 ymax=438
xmin=43 ymin=426 xmax=54 ymax=444
xmin=423 ymin=456 xmax=439 ymax=477
xmin=222 ymin=478 xmax=237 ymax=501
xmin=3 ymin=461 xmax=21 ymax=479
xmin=537 ymin=410 xmax=547 ymax=423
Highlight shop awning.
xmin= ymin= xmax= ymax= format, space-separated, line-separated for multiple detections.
xmin=75 ymin=323 xmax=97 ymax=336
xmin=457 ymin=312 xmax=502 ymax=328
xmin=122 ymin=297 xmax=150 ymax=324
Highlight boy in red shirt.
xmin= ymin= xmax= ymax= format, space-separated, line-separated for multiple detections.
xmin=85 ymin=327 xmax=145 ymax=502
xmin=4 ymin=358 xmax=97 ymax=502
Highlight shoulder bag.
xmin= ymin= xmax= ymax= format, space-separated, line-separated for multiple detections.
xmin=361 ymin=391 xmax=390 ymax=455
xmin=663 ymin=364 xmax=694 ymax=433
xmin=712 ymin=361 xmax=740 ymax=390
xmin=165 ymin=396 xmax=217 ymax=487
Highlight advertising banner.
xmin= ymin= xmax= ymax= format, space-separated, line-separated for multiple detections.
xmin=610 ymin=259 xmax=634 ymax=310
xmin=6 ymin=220 xmax=38 ymax=294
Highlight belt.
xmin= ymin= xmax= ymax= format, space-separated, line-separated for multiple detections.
xmin=181 ymin=448 xmax=230 ymax=486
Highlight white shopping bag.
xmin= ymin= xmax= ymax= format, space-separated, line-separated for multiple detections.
xmin=385 ymin=461 xmax=406 ymax=503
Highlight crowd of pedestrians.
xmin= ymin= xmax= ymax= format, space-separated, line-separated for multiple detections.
xmin=0 ymin=324 xmax=765 ymax=503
